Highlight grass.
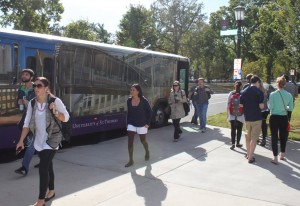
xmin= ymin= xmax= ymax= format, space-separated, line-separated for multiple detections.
xmin=207 ymin=98 xmax=300 ymax=141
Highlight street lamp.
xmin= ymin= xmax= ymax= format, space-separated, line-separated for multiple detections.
xmin=234 ymin=5 xmax=245 ymax=59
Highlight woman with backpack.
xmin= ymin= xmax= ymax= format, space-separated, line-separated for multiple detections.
xmin=227 ymin=80 xmax=245 ymax=150
xmin=168 ymin=81 xmax=187 ymax=142
xmin=16 ymin=77 xmax=69 ymax=206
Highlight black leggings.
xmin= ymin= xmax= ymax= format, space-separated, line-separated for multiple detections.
xmin=269 ymin=115 xmax=288 ymax=157
xmin=172 ymin=118 xmax=182 ymax=139
xmin=261 ymin=111 xmax=269 ymax=139
xmin=230 ymin=120 xmax=243 ymax=145
xmin=38 ymin=149 xmax=56 ymax=199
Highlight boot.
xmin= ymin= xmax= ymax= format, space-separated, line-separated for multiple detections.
xmin=125 ymin=147 xmax=134 ymax=167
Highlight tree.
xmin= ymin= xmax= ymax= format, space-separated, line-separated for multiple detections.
xmin=0 ymin=0 xmax=64 ymax=33
xmin=151 ymin=0 xmax=205 ymax=55
xmin=64 ymin=20 xmax=112 ymax=43
xmin=116 ymin=4 xmax=157 ymax=49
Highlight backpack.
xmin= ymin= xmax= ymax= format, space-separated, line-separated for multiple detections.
xmin=180 ymin=90 xmax=190 ymax=116
xmin=48 ymin=97 xmax=72 ymax=143
xmin=229 ymin=92 xmax=243 ymax=116
xmin=28 ymin=97 xmax=72 ymax=143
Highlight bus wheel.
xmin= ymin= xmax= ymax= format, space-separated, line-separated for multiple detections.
xmin=153 ymin=106 xmax=167 ymax=127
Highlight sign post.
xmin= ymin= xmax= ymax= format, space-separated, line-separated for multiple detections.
xmin=233 ymin=59 xmax=242 ymax=80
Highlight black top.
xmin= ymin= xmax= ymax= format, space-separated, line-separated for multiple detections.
xmin=240 ymin=86 xmax=264 ymax=121
xmin=127 ymin=96 xmax=153 ymax=127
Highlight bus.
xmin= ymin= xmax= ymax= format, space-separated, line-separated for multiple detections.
xmin=0 ymin=28 xmax=190 ymax=150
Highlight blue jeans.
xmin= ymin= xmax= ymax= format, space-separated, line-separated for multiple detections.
xmin=22 ymin=134 xmax=35 ymax=172
xmin=192 ymin=100 xmax=198 ymax=123
xmin=196 ymin=103 xmax=208 ymax=129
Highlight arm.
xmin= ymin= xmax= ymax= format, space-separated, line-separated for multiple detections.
xmin=143 ymin=97 xmax=153 ymax=127
xmin=16 ymin=99 xmax=33 ymax=150
xmin=52 ymin=98 xmax=70 ymax=122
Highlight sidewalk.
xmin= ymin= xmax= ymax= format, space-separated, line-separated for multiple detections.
xmin=0 ymin=122 xmax=299 ymax=206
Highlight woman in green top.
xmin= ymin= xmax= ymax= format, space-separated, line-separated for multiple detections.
xmin=269 ymin=76 xmax=294 ymax=165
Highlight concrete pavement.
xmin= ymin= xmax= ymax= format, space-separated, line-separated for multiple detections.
xmin=0 ymin=122 xmax=299 ymax=206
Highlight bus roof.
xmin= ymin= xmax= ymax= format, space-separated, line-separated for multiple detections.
xmin=0 ymin=28 xmax=189 ymax=61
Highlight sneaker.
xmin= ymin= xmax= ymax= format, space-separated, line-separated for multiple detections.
xmin=230 ymin=145 xmax=235 ymax=150
xmin=173 ymin=138 xmax=179 ymax=142
xmin=236 ymin=144 xmax=243 ymax=148
xmin=201 ymin=128 xmax=206 ymax=133
xmin=15 ymin=167 xmax=27 ymax=176
xmin=260 ymin=139 xmax=266 ymax=147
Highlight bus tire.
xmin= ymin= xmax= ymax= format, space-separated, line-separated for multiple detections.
xmin=152 ymin=105 xmax=168 ymax=128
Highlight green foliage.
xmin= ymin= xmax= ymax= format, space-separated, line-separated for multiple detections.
xmin=116 ymin=4 xmax=157 ymax=48
xmin=64 ymin=20 xmax=112 ymax=43
xmin=0 ymin=0 xmax=64 ymax=33
xmin=151 ymin=0 xmax=205 ymax=54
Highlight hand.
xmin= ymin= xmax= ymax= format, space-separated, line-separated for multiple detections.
xmin=145 ymin=124 xmax=149 ymax=128
xmin=205 ymin=88 xmax=210 ymax=92
xmin=16 ymin=141 xmax=24 ymax=152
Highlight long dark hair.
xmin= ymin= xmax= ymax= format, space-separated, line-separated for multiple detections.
xmin=234 ymin=80 xmax=242 ymax=93
xmin=131 ymin=83 xmax=143 ymax=98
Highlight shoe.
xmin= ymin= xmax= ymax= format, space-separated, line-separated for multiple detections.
xmin=280 ymin=157 xmax=285 ymax=160
xmin=248 ymin=158 xmax=255 ymax=164
xmin=230 ymin=145 xmax=235 ymax=150
xmin=145 ymin=151 xmax=150 ymax=161
xmin=125 ymin=161 xmax=134 ymax=167
xmin=173 ymin=138 xmax=179 ymax=142
xmin=236 ymin=144 xmax=243 ymax=148
xmin=15 ymin=166 xmax=27 ymax=176
xmin=271 ymin=160 xmax=278 ymax=165
xmin=34 ymin=163 xmax=40 ymax=168
xmin=260 ymin=139 xmax=266 ymax=147
xmin=244 ymin=154 xmax=248 ymax=159
xmin=45 ymin=193 xmax=55 ymax=202
xmin=201 ymin=128 xmax=206 ymax=133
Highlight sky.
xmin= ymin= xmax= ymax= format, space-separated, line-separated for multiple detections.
xmin=59 ymin=0 xmax=229 ymax=34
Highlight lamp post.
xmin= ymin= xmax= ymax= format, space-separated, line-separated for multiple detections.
xmin=234 ymin=5 xmax=245 ymax=59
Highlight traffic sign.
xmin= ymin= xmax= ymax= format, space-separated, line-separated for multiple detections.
xmin=233 ymin=58 xmax=242 ymax=80
xmin=220 ymin=29 xmax=238 ymax=36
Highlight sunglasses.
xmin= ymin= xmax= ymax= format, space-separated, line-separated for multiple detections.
xmin=33 ymin=84 xmax=44 ymax=89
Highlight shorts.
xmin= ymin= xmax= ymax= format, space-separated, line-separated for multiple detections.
xmin=245 ymin=120 xmax=262 ymax=141
xmin=127 ymin=124 xmax=148 ymax=134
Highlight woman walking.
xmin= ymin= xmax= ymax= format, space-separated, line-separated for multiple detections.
xmin=227 ymin=80 xmax=244 ymax=150
xmin=168 ymin=81 xmax=187 ymax=142
xmin=125 ymin=84 xmax=152 ymax=167
xmin=16 ymin=77 xmax=69 ymax=206
xmin=269 ymin=76 xmax=293 ymax=165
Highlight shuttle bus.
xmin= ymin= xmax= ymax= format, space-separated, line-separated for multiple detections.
xmin=0 ymin=29 xmax=189 ymax=150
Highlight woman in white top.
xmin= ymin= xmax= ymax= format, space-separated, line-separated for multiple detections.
xmin=16 ymin=77 xmax=69 ymax=206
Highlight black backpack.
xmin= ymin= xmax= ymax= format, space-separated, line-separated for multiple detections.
xmin=48 ymin=97 xmax=72 ymax=143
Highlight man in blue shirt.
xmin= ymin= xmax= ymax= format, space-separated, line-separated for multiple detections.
xmin=240 ymin=75 xmax=264 ymax=163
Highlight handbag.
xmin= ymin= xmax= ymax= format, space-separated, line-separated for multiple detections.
xmin=180 ymin=90 xmax=190 ymax=116
xmin=278 ymin=91 xmax=291 ymax=132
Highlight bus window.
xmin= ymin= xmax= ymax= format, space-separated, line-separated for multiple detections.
xmin=44 ymin=57 xmax=54 ymax=83
xmin=177 ymin=61 xmax=189 ymax=93
xmin=0 ymin=44 xmax=13 ymax=84
xmin=26 ymin=56 xmax=37 ymax=71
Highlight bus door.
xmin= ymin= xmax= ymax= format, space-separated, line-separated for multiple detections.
xmin=25 ymin=48 xmax=54 ymax=85
xmin=177 ymin=60 xmax=189 ymax=94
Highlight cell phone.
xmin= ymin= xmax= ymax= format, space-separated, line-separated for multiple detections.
xmin=16 ymin=147 xmax=22 ymax=155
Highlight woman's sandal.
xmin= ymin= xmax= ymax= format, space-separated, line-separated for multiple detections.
xmin=280 ymin=157 xmax=285 ymax=160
